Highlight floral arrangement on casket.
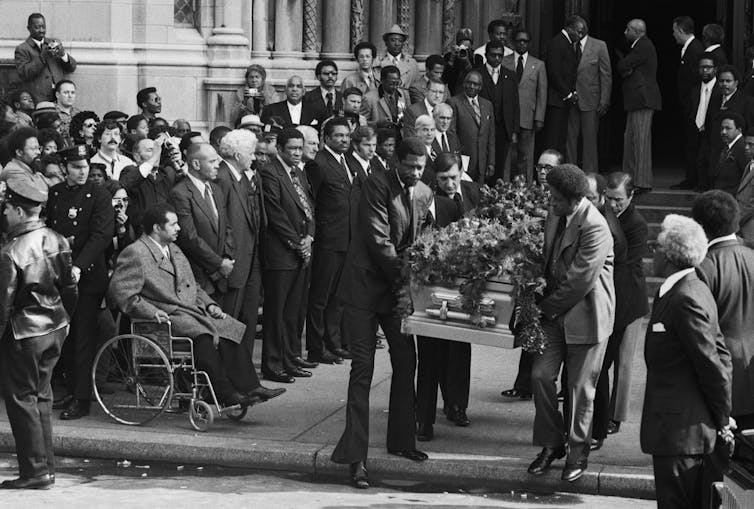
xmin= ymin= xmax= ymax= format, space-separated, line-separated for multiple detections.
xmin=401 ymin=177 xmax=549 ymax=353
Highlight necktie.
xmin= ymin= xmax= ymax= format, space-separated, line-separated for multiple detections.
xmin=340 ymin=155 xmax=353 ymax=184
xmin=516 ymin=55 xmax=524 ymax=83
xmin=326 ymin=92 xmax=334 ymax=115
xmin=289 ymin=169 xmax=313 ymax=221
xmin=405 ymin=185 xmax=415 ymax=241
xmin=695 ymin=85 xmax=710 ymax=130
xmin=721 ymin=95 xmax=728 ymax=110
xmin=471 ymin=97 xmax=481 ymax=125
xmin=442 ymin=133 xmax=450 ymax=153
xmin=574 ymin=41 xmax=582 ymax=62
xmin=203 ymin=185 xmax=219 ymax=227
xmin=491 ymin=67 xmax=499 ymax=85
xmin=453 ymin=192 xmax=463 ymax=212
xmin=248 ymin=172 xmax=258 ymax=194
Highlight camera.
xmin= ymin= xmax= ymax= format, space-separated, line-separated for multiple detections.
xmin=455 ymin=45 xmax=469 ymax=59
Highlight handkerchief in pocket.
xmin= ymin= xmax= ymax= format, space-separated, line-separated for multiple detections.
xmin=651 ymin=322 xmax=666 ymax=333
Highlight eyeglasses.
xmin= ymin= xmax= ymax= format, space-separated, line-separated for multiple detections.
xmin=321 ymin=71 xmax=338 ymax=76
xmin=83 ymin=122 xmax=97 ymax=128
xmin=535 ymin=163 xmax=554 ymax=171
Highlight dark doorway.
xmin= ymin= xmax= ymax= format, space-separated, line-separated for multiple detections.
xmin=587 ymin=1 xmax=718 ymax=174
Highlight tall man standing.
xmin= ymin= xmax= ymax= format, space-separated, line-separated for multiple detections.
xmin=375 ymin=25 xmax=420 ymax=90
xmin=617 ymin=19 xmax=662 ymax=192
xmin=331 ymin=138 xmax=433 ymax=489
xmin=303 ymin=60 xmax=343 ymax=124
xmin=527 ymin=164 xmax=614 ymax=482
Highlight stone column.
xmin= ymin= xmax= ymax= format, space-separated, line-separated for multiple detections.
xmin=398 ymin=0 xmax=415 ymax=56
xmin=351 ymin=0 xmax=366 ymax=48
xmin=251 ymin=0 xmax=271 ymax=57
xmin=414 ymin=0 xmax=444 ymax=60
xmin=442 ymin=0 xmax=457 ymax=54
xmin=371 ymin=0 xmax=397 ymax=55
xmin=302 ymin=0 xmax=320 ymax=59
xmin=207 ymin=0 xmax=250 ymax=66
xmin=321 ymin=0 xmax=352 ymax=59
xmin=274 ymin=0 xmax=304 ymax=58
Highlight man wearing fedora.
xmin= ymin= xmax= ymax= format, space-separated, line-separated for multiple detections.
xmin=375 ymin=24 xmax=420 ymax=91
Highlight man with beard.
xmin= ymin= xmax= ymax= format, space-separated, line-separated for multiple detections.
xmin=0 ymin=128 xmax=50 ymax=190
xmin=304 ymin=60 xmax=343 ymax=124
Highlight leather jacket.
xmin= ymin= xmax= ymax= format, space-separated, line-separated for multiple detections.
xmin=0 ymin=219 xmax=78 ymax=340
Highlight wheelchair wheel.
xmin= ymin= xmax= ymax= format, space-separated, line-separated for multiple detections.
xmin=189 ymin=399 xmax=214 ymax=431
xmin=225 ymin=405 xmax=248 ymax=421
xmin=92 ymin=334 xmax=174 ymax=426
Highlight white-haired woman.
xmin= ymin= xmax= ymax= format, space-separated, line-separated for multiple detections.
xmin=641 ymin=214 xmax=732 ymax=509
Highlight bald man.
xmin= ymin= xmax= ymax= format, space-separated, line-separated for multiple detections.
xmin=261 ymin=76 xmax=320 ymax=128
xmin=616 ymin=19 xmax=661 ymax=192
xmin=296 ymin=125 xmax=320 ymax=162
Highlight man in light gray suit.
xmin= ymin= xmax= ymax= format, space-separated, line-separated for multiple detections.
xmin=503 ymin=29 xmax=547 ymax=182
xmin=447 ymin=70 xmax=495 ymax=184
xmin=566 ymin=22 xmax=612 ymax=172
xmin=737 ymin=131 xmax=754 ymax=241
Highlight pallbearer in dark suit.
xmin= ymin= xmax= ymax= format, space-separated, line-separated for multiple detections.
xmin=303 ymin=60 xmax=343 ymax=126
xmin=216 ymin=130 xmax=266 ymax=359
xmin=702 ymin=23 xmax=728 ymax=67
xmin=259 ymin=129 xmax=316 ymax=383
xmin=713 ymin=112 xmax=748 ymax=195
xmin=0 ymin=178 xmax=77 ymax=489
xmin=643 ymin=214 xmax=732 ymax=509
xmin=331 ymin=138 xmax=434 ymax=489
xmin=261 ymin=76 xmax=321 ymax=129
xmin=373 ymin=126 xmax=398 ymax=174
xmin=305 ymin=118 xmax=355 ymax=364
xmin=47 ymin=145 xmax=114 ymax=420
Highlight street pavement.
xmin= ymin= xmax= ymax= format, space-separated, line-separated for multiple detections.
xmin=0 ymin=322 xmax=654 ymax=499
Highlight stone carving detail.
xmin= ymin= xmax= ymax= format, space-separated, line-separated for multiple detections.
xmin=351 ymin=0 xmax=365 ymax=48
xmin=442 ymin=0 xmax=456 ymax=54
xmin=398 ymin=0 xmax=413 ymax=54
xmin=303 ymin=0 xmax=320 ymax=53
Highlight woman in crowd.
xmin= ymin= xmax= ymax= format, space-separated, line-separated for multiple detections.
xmin=6 ymin=90 xmax=34 ymax=127
xmin=231 ymin=64 xmax=280 ymax=127
xmin=70 ymin=111 xmax=99 ymax=157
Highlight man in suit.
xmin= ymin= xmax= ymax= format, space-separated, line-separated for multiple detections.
xmin=414 ymin=115 xmax=439 ymax=187
xmin=341 ymin=42 xmax=380 ymax=97
xmin=331 ymin=138 xmax=434 ymax=489
xmin=448 ymin=70 xmax=495 ymax=184
xmin=305 ymin=118 xmax=355 ymax=365
xmin=527 ymin=164 xmax=614 ymax=482
xmin=373 ymin=126 xmax=397 ymax=174
xmin=362 ymin=66 xmax=411 ymax=127
xmin=472 ymin=19 xmax=514 ymax=67
xmin=618 ymin=19 xmax=662 ymax=191
xmin=168 ymin=144 xmax=234 ymax=302
xmin=503 ymin=29 xmax=547 ymax=181
xmin=431 ymin=104 xmax=460 ymax=156
xmin=702 ymin=23 xmax=728 ymax=67
xmin=737 ymin=132 xmax=754 ymax=241
xmin=261 ymin=76 xmax=320 ymax=128
xmin=643 ymin=214 xmax=731 ymax=509
xmin=14 ymin=13 xmax=77 ymax=102
xmin=215 ymin=129 xmax=267 ymax=363
xmin=347 ymin=125 xmax=378 ymax=180
xmin=566 ymin=23 xmax=612 ymax=174
xmin=714 ymin=111 xmax=748 ymax=194
xmin=543 ymin=16 xmax=582 ymax=158
xmin=374 ymin=24 xmax=420 ymax=90
xmin=303 ymin=60 xmax=343 ymax=125
xmin=402 ymin=78 xmax=446 ymax=139
xmin=109 ymin=204 xmax=284 ymax=409
xmin=477 ymin=39 xmax=519 ymax=183
xmin=46 ymin=145 xmax=114 ymax=420
xmin=259 ymin=128 xmax=316 ymax=383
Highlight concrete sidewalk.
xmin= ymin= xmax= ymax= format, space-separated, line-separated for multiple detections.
xmin=0 ymin=329 xmax=654 ymax=499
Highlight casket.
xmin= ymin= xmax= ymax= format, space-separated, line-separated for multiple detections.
xmin=401 ymin=277 xmax=515 ymax=348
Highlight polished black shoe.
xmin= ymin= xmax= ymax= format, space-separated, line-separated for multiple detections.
xmin=416 ymin=422 xmax=434 ymax=441
xmin=263 ymin=370 xmax=295 ymax=383
xmin=60 ymin=399 xmax=89 ymax=420
xmin=388 ymin=449 xmax=428 ymax=462
xmin=247 ymin=386 xmax=286 ymax=402
xmin=447 ymin=405 xmax=471 ymax=427
xmin=221 ymin=391 xmax=256 ymax=407
xmin=308 ymin=350 xmax=341 ymax=364
xmin=590 ymin=438 xmax=604 ymax=451
xmin=607 ymin=420 xmax=621 ymax=435
xmin=332 ymin=347 xmax=352 ymax=360
xmin=527 ymin=446 xmax=566 ymax=475
xmin=500 ymin=388 xmax=532 ymax=400
xmin=52 ymin=393 xmax=74 ymax=410
xmin=286 ymin=367 xmax=313 ymax=378
xmin=562 ymin=459 xmax=588 ymax=482
xmin=349 ymin=461 xmax=369 ymax=489
xmin=293 ymin=356 xmax=319 ymax=369
xmin=0 ymin=474 xmax=53 ymax=490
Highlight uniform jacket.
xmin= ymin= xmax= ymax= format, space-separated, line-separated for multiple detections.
xmin=447 ymin=93 xmax=495 ymax=184
xmin=545 ymin=31 xmax=578 ymax=108
xmin=614 ymin=203 xmax=649 ymax=328
xmin=617 ymin=36 xmax=662 ymax=111
xmin=109 ymin=235 xmax=245 ymax=345
xmin=0 ymin=220 xmax=77 ymax=340
xmin=539 ymin=199 xmax=615 ymax=344
xmin=697 ymin=238 xmax=754 ymax=416
xmin=47 ymin=181 xmax=114 ymax=295
xmin=573 ymin=37 xmax=612 ymax=112
xmin=14 ymin=36 xmax=77 ymax=102
xmin=641 ymin=271 xmax=731 ymax=455
xmin=476 ymin=64 xmax=520 ymax=139
xmin=503 ymin=52 xmax=548 ymax=127
xmin=260 ymin=100 xmax=320 ymax=128
xmin=168 ymin=177 xmax=234 ymax=296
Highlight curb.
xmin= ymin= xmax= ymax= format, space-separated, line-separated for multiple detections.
xmin=0 ymin=428 xmax=655 ymax=499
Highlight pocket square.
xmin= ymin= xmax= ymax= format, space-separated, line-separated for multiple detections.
xmin=651 ymin=322 xmax=666 ymax=333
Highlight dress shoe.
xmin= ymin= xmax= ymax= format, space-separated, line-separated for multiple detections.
xmin=388 ymin=449 xmax=428 ymax=462
xmin=293 ymin=356 xmax=319 ymax=369
xmin=446 ymin=405 xmax=471 ymax=427
xmin=416 ymin=422 xmax=434 ymax=441
xmin=332 ymin=347 xmax=352 ymax=360
xmin=286 ymin=367 xmax=312 ymax=378
xmin=590 ymin=438 xmax=604 ymax=451
xmin=307 ymin=350 xmax=341 ymax=365
xmin=52 ymin=393 xmax=74 ymax=410
xmin=247 ymin=386 xmax=286 ymax=402
xmin=500 ymin=388 xmax=532 ymax=400
xmin=562 ymin=459 xmax=588 ymax=482
xmin=0 ymin=474 xmax=53 ymax=490
xmin=263 ymin=370 xmax=295 ymax=383
xmin=607 ymin=420 xmax=621 ymax=435
xmin=60 ymin=399 xmax=89 ymax=420
xmin=221 ymin=391 xmax=255 ymax=407
xmin=527 ymin=446 xmax=566 ymax=475
xmin=349 ymin=461 xmax=369 ymax=489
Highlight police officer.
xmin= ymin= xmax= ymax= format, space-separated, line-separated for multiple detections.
xmin=0 ymin=177 xmax=77 ymax=489
xmin=47 ymin=145 xmax=114 ymax=420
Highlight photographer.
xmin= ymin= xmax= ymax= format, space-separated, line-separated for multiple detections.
xmin=231 ymin=64 xmax=281 ymax=128
xmin=443 ymin=29 xmax=475 ymax=96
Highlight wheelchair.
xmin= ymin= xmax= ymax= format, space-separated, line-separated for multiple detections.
xmin=91 ymin=319 xmax=249 ymax=431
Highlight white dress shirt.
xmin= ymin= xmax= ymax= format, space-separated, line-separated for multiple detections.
xmin=287 ymin=101 xmax=302 ymax=124
xmin=658 ymin=268 xmax=695 ymax=298
xmin=708 ymin=233 xmax=738 ymax=248
xmin=681 ymin=35 xmax=695 ymax=59
xmin=351 ymin=151 xmax=371 ymax=174
xmin=91 ymin=150 xmax=138 ymax=181
xmin=695 ymin=78 xmax=716 ymax=130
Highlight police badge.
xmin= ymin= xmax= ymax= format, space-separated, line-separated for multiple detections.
xmin=68 ymin=207 xmax=78 ymax=219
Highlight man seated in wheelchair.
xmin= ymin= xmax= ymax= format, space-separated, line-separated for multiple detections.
xmin=108 ymin=203 xmax=285 ymax=408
